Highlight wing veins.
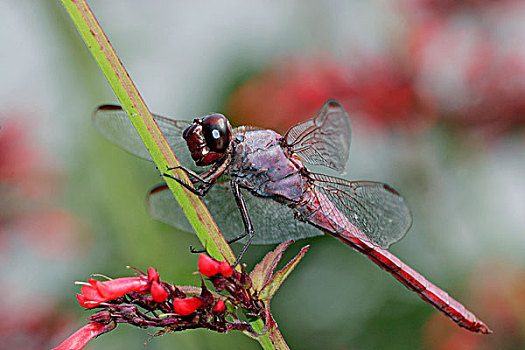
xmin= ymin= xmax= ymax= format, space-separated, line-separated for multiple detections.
xmin=310 ymin=173 xmax=412 ymax=248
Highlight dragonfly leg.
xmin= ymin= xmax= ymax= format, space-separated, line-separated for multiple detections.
xmin=189 ymin=245 xmax=206 ymax=254
xmin=162 ymin=158 xmax=230 ymax=197
xmin=189 ymin=232 xmax=249 ymax=254
xmin=230 ymin=180 xmax=254 ymax=266
xmin=189 ymin=181 xmax=254 ymax=263
xmin=166 ymin=165 xmax=212 ymax=184
xmin=161 ymin=172 xmax=214 ymax=196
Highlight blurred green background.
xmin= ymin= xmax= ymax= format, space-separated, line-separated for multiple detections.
xmin=1 ymin=1 xmax=524 ymax=349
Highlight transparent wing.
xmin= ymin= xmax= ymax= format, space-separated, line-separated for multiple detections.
xmin=311 ymin=173 xmax=412 ymax=248
xmin=93 ymin=105 xmax=196 ymax=170
xmin=147 ymin=184 xmax=324 ymax=245
xmin=285 ymin=99 xmax=352 ymax=173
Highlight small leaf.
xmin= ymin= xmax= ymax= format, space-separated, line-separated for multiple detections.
xmin=250 ymin=240 xmax=294 ymax=292
xmin=259 ymin=245 xmax=310 ymax=301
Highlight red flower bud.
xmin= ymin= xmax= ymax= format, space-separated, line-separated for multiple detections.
xmin=77 ymin=277 xmax=149 ymax=308
xmin=198 ymin=254 xmax=234 ymax=278
xmin=147 ymin=267 xmax=159 ymax=283
xmin=218 ymin=261 xmax=233 ymax=278
xmin=172 ymin=296 xmax=203 ymax=316
xmin=150 ymin=280 xmax=168 ymax=303
xmin=213 ymin=299 xmax=226 ymax=313
xmin=198 ymin=254 xmax=220 ymax=277
xmin=52 ymin=322 xmax=106 ymax=350
xmin=95 ymin=277 xmax=149 ymax=299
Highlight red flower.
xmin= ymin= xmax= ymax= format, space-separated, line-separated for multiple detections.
xmin=218 ymin=261 xmax=233 ymax=278
xmin=172 ymin=297 xmax=203 ymax=316
xmin=77 ymin=277 xmax=149 ymax=308
xmin=147 ymin=266 xmax=160 ymax=283
xmin=150 ymin=280 xmax=168 ymax=303
xmin=198 ymin=254 xmax=234 ymax=278
xmin=52 ymin=322 xmax=106 ymax=350
xmin=198 ymin=254 xmax=220 ymax=277
xmin=145 ymin=267 xmax=168 ymax=302
xmin=213 ymin=299 xmax=226 ymax=313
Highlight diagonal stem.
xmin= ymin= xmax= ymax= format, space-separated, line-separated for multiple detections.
xmin=60 ymin=0 xmax=233 ymax=264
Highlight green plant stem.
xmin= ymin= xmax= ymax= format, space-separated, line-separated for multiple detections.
xmin=60 ymin=1 xmax=287 ymax=348
xmin=60 ymin=0 xmax=233 ymax=264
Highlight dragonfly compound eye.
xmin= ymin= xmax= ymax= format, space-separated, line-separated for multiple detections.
xmin=201 ymin=114 xmax=232 ymax=153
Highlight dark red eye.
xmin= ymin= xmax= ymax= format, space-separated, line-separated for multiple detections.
xmin=201 ymin=114 xmax=231 ymax=153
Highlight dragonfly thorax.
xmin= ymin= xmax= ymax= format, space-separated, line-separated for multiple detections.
xmin=227 ymin=129 xmax=309 ymax=202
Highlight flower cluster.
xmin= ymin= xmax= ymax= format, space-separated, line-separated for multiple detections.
xmin=53 ymin=240 xmax=308 ymax=349
xmin=53 ymin=255 xmax=264 ymax=350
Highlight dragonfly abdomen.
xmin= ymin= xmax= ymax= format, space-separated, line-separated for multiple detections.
xmin=301 ymin=191 xmax=491 ymax=334
xmin=337 ymin=230 xmax=491 ymax=333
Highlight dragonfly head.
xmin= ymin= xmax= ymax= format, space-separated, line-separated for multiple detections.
xmin=183 ymin=113 xmax=232 ymax=166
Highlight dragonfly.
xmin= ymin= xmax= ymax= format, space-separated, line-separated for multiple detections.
xmin=94 ymin=99 xmax=491 ymax=334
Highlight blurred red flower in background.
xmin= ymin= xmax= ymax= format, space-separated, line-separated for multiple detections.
xmin=0 ymin=118 xmax=59 ymax=198
xmin=226 ymin=58 xmax=351 ymax=133
xmin=0 ymin=288 xmax=74 ymax=350
xmin=226 ymin=57 xmax=435 ymax=135
xmin=0 ymin=115 xmax=90 ymax=347
xmin=227 ymin=1 xmax=525 ymax=142
xmin=406 ymin=0 xmax=525 ymax=141
xmin=423 ymin=265 xmax=525 ymax=349
xmin=400 ymin=0 xmax=519 ymax=17
xmin=458 ymin=49 xmax=525 ymax=139
xmin=0 ymin=116 xmax=89 ymax=258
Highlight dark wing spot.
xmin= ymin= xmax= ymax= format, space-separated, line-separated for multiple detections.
xmin=383 ymin=184 xmax=401 ymax=196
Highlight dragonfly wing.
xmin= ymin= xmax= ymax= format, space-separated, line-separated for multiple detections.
xmin=147 ymin=184 xmax=324 ymax=245
xmin=285 ymin=99 xmax=352 ymax=173
xmin=93 ymin=105 xmax=196 ymax=170
xmin=311 ymin=173 xmax=412 ymax=248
